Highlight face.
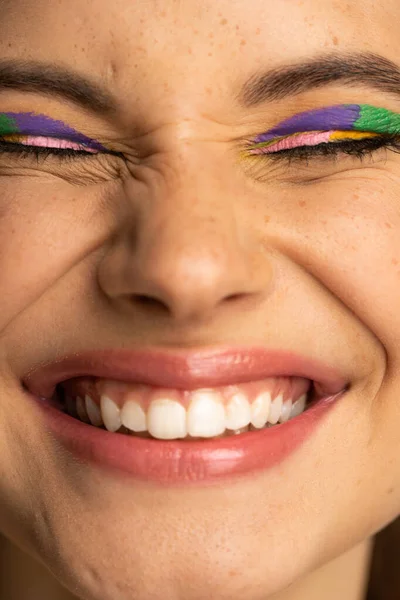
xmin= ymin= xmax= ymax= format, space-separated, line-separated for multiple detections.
xmin=0 ymin=1 xmax=399 ymax=599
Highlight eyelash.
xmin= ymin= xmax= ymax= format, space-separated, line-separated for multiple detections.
xmin=249 ymin=135 xmax=400 ymax=162
xmin=0 ymin=134 xmax=399 ymax=166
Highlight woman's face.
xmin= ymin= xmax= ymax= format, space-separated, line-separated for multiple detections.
xmin=0 ymin=1 xmax=399 ymax=599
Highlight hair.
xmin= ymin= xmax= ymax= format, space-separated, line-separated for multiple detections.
xmin=366 ymin=516 xmax=400 ymax=599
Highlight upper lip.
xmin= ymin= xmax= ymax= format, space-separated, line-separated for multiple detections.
xmin=23 ymin=346 xmax=349 ymax=399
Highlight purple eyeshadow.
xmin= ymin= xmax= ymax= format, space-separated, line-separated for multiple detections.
xmin=2 ymin=112 xmax=107 ymax=151
xmin=254 ymin=105 xmax=361 ymax=144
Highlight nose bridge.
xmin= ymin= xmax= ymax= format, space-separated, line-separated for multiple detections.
xmin=99 ymin=143 xmax=271 ymax=324
xmin=142 ymin=174 xmax=242 ymax=292
xmin=148 ymin=147 xmax=239 ymax=261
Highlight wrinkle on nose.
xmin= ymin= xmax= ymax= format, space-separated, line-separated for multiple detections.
xmin=98 ymin=157 xmax=272 ymax=325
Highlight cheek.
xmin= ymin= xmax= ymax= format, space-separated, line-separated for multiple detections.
xmin=275 ymin=173 xmax=400 ymax=351
xmin=0 ymin=181 xmax=112 ymax=332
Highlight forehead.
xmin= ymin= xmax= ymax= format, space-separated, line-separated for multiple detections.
xmin=2 ymin=1 xmax=399 ymax=62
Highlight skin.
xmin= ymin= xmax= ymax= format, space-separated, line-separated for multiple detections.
xmin=0 ymin=0 xmax=399 ymax=598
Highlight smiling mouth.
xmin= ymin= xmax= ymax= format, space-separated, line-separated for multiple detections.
xmin=53 ymin=375 xmax=316 ymax=441
xmin=24 ymin=347 xmax=350 ymax=482
xmin=24 ymin=346 xmax=350 ymax=443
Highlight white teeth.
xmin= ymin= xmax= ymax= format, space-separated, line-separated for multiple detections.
xmin=290 ymin=393 xmax=307 ymax=418
xmin=250 ymin=391 xmax=271 ymax=428
xmin=85 ymin=394 xmax=103 ymax=427
xmin=278 ymin=400 xmax=292 ymax=423
xmin=187 ymin=390 xmax=226 ymax=437
xmin=268 ymin=393 xmax=283 ymax=425
xmin=147 ymin=397 xmax=187 ymax=439
xmin=225 ymin=391 xmax=251 ymax=430
xmin=69 ymin=386 xmax=309 ymax=438
xmin=100 ymin=395 xmax=121 ymax=432
xmin=121 ymin=400 xmax=147 ymax=432
xmin=76 ymin=396 xmax=90 ymax=423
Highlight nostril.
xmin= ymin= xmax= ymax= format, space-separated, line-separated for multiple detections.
xmin=138 ymin=295 xmax=156 ymax=304
xmin=135 ymin=295 xmax=167 ymax=311
xmin=226 ymin=293 xmax=245 ymax=303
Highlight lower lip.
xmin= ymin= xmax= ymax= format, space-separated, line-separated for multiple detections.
xmin=28 ymin=390 xmax=344 ymax=486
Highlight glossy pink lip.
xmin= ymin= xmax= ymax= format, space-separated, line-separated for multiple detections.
xmin=29 ymin=390 xmax=345 ymax=486
xmin=23 ymin=347 xmax=349 ymax=486
xmin=23 ymin=346 xmax=348 ymax=398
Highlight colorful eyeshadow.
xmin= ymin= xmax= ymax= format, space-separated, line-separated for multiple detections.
xmin=251 ymin=130 xmax=379 ymax=155
xmin=0 ymin=112 xmax=107 ymax=151
xmin=2 ymin=134 xmax=97 ymax=153
xmin=250 ymin=104 xmax=400 ymax=152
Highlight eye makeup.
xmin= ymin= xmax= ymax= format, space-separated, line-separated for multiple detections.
xmin=0 ymin=112 xmax=108 ymax=152
xmin=248 ymin=104 xmax=400 ymax=154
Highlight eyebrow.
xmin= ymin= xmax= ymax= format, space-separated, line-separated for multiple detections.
xmin=239 ymin=52 xmax=400 ymax=106
xmin=1 ymin=53 xmax=399 ymax=118
xmin=0 ymin=59 xmax=116 ymax=114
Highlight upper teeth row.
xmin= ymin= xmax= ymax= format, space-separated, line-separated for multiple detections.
xmin=68 ymin=390 xmax=308 ymax=439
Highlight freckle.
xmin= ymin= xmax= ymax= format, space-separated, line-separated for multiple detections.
xmin=205 ymin=87 xmax=212 ymax=95
xmin=387 ymin=487 xmax=394 ymax=494
xmin=208 ymin=32 xmax=214 ymax=39
xmin=220 ymin=18 xmax=228 ymax=25
xmin=240 ymin=39 xmax=246 ymax=46
xmin=392 ymin=258 xmax=398 ymax=265
xmin=208 ymin=52 xmax=213 ymax=57
xmin=385 ymin=222 xmax=393 ymax=228
xmin=236 ymin=25 xmax=239 ymax=31
xmin=333 ymin=35 xmax=339 ymax=45
xmin=161 ymin=10 xmax=166 ymax=16
xmin=298 ymin=200 xmax=306 ymax=207
xmin=194 ymin=29 xmax=199 ymax=34
xmin=264 ymin=216 xmax=270 ymax=223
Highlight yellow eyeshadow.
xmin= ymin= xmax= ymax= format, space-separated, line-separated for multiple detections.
xmin=329 ymin=131 xmax=380 ymax=141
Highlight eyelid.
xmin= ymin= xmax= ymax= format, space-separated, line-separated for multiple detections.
xmin=0 ymin=134 xmax=99 ymax=153
xmin=247 ymin=130 xmax=382 ymax=155
xmin=253 ymin=104 xmax=400 ymax=144
xmin=0 ymin=111 xmax=111 ymax=153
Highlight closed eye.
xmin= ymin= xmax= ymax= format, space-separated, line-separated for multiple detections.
xmin=244 ymin=131 xmax=400 ymax=163
xmin=0 ymin=135 xmax=123 ymax=161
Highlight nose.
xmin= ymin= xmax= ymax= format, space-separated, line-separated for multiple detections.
xmin=97 ymin=149 xmax=273 ymax=327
